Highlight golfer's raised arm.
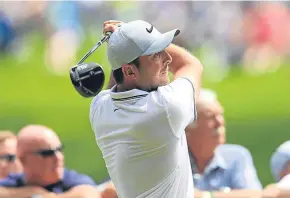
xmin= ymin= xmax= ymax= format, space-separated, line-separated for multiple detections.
xmin=167 ymin=44 xmax=203 ymax=99
xmin=156 ymin=44 xmax=203 ymax=137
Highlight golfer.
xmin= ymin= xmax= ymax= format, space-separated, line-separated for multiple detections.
xmin=90 ymin=20 xmax=203 ymax=198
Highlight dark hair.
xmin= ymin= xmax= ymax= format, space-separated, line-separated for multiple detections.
xmin=113 ymin=57 xmax=140 ymax=84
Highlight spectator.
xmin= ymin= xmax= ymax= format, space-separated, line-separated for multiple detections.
xmin=186 ymin=89 xmax=262 ymax=197
xmin=0 ymin=124 xmax=101 ymax=198
xmin=0 ymin=131 xmax=22 ymax=180
xmin=276 ymin=174 xmax=290 ymax=191
xmin=261 ymin=141 xmax=290 ymax=198
xmin=271 ymin=140 xmax=290 ymax=182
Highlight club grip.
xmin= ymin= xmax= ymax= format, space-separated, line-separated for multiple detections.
xmin=102 ymin=32 xmax=112 ymax=43
xmin=106 ymin=32 xmax=112 ymax=36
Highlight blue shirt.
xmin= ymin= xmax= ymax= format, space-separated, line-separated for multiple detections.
xmin=0 ymin=169 xmax=97 ymax=193
xmin=189 ymin=144 xmax=262 ymax=191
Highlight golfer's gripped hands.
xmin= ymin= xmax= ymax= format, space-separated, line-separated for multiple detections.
xmin=103 ymin=20 xmax=124 ymax=36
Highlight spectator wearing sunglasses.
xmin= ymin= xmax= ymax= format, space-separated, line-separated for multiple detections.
xmin=0 ymin=131 xmax=23 ymax=180
xmin=0 ymin=124 xmax=101 ymax=198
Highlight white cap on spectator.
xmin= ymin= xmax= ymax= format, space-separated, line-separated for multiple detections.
xmin=270 ymin=140 xmax=290 ymax=182
xmin=107 ymin=20 xmax=180 ymax=70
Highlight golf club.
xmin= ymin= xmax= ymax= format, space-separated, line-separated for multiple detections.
xmin=70 ymin=32 xmax=111 ymax=98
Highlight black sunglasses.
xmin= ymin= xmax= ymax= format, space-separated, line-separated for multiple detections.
xmin=0 ymin=154 xmax=16 ymax=162
xmin=34 ymin=145 xmax=64 ymax=158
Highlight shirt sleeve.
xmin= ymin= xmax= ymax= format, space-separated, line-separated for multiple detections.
xmin=0 ymin=179 xmax=8 ymax=186
xmin=0 ymin=178 xmax=16 ymax=187
xmin=0 ymin=173 xmax=24 ymax=187
xmin=156 ymin=77 xmax=196 ymax=137
xmin=64 ymin=170 xmax=97 ymax=188
xmin=231 ymin=148 xmax=262 ymax=190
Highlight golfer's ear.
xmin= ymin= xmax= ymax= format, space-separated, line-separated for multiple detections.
xmin=122 ymin=64 xmax=137 ymax=79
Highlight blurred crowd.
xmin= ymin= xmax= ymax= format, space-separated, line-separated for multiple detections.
xmin=1 ymin=1 xmax=290 ymax=79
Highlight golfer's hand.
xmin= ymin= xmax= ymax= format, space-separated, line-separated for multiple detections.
xmin=103 ymin=20 xmax=124 ymax=36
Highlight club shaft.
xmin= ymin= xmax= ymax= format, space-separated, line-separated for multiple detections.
xmin=77 ymin=33 xmax=111 ymax=65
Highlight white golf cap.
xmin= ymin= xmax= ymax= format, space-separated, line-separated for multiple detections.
xmin=107 ymin=20 xmax=180 ymax=70
xmin=271 ymin=140 xmax=290 ymax=181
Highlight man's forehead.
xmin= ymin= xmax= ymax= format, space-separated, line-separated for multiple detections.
xmin=0 ymin=138 xmax=16 ymax=147
xmin=0 ymin=139 xmax=17 ymax=153
xmin=140 ymin=50 xmax=163 ymax=59
xmin=20 ymin=130 xmax=60 ymax=150
xmin=43 ymin=129 xmax=57 ymax=138
xmin=33 ymin=132 xmax=61 ymax=146
xmin=23 ymin=140 xmax=61 ymax=153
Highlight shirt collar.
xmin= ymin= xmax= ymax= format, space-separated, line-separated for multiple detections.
xmin=205 ymin=150 xmax=227 ymax=173
xmin=7 ymin=173 xmax=25 ymax=187
xmin=44 ymin=180 xmax=64 ymax=191
xmin=110 ymin=85 xmax=149 ymax=101
xmin=189 ymin=148 xmax=228 ymax=175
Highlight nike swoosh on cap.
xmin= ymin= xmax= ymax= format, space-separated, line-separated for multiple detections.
xmin=146 ymin=24 xmax=153 ymax=33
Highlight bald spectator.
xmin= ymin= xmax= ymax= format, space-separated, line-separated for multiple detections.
xmin=0 ymin=124 xmax=101 ymax=198
xmin=0 ymin=131 xmax=22 ymax=180
xmin=186 ymin=89 xmax=262 ymax=198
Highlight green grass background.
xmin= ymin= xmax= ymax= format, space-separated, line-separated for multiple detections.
xmin=0 ymin=33 xmax=289 ymax=186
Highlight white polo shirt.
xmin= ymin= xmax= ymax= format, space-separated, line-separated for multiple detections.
xmin=90 ymin=78 xmax=196 ymax=198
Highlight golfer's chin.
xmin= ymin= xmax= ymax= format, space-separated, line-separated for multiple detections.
xmin=142 ymin=77 xmax=170 ymax=92
xmin=156 ymin=79 xmax=170 ymax=89
xmin=160 ymin=74 xmax=170 ymax=85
